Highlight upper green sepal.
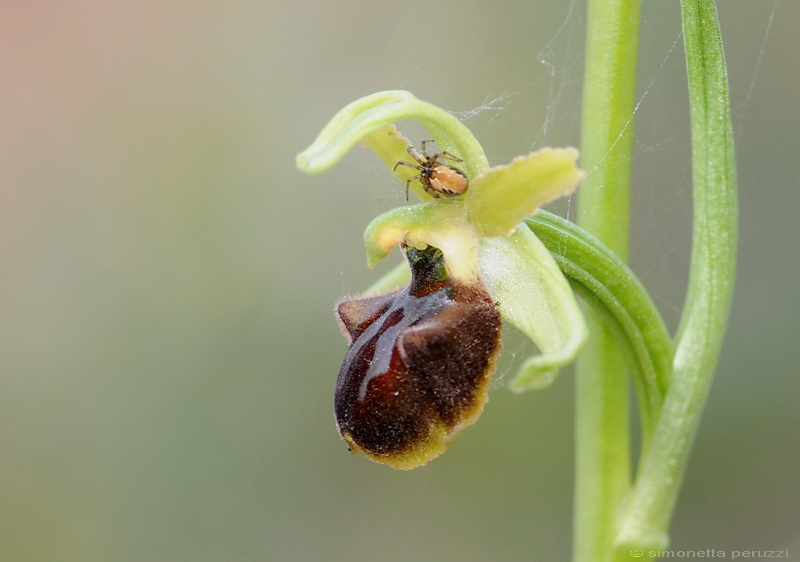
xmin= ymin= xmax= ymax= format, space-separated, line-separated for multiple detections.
xmin=296 ymin=90 xmax=488 ymax=181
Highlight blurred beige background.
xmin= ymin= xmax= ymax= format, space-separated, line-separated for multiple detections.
xmin=1 ymin=1 xmax=797 ymax=560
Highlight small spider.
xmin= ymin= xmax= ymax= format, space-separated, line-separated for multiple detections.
xmin=393 ymin=140 xmax=469 ymax=200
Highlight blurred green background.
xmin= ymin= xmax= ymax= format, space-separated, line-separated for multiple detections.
xmin=2 ymin=1 xmax=798 ymax=560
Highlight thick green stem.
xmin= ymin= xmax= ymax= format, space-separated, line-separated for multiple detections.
xmin=574 ymin=0 xmax=641 ymax=560
xmin=611 ymin=1 xmax=737 ymax=557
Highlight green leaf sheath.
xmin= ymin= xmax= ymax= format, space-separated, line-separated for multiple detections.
xmin=527 ymin=211 xmax=671 ymax=447
xmin=610 ymin=0 xmax=738 ymax=557
xmin=675 ymin=0 xmax=738 ymax=374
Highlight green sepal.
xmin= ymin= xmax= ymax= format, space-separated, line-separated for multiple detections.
xmin=296 ymin=90 xmax=489 ymax=184
xmin=479 ymin=227 xmax=587 ymax=392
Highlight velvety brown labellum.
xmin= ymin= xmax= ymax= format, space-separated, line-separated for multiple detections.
xmin=334 ymin=246 xmax=502 ymax=470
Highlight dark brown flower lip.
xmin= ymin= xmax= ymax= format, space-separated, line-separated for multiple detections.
xmin=334 ymin=245 xmax=502 ymax=470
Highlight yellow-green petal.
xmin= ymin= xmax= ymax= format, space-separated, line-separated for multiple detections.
xmin=467 ymin=148 xmax=584 ymax=237
xmin=479 ymin=226 xmax=587 ymax=392
xmin=361 ymin=125 xmax=434 ymax=202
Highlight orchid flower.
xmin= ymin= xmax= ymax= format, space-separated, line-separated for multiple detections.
xmin=297 ymin=90 xmax=587 ymax=469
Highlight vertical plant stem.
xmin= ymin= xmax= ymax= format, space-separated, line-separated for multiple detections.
xmin=574 ymin=0 xmax=641 ymax=560
xmin=611 ymin=0 xmax=737 ymax=556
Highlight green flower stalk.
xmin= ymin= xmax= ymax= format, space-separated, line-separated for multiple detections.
xmin=298 ymin=90 xmax=587 ymax=468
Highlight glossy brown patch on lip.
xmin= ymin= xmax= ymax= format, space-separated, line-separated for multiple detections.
xmin=334 ymin=246 xmax=502 ymax=470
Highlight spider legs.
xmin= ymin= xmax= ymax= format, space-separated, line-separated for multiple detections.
xmin=404 ymin=175 xmax=422 ymax=200
xmin=420 ymin=140 xmax=463 ymax=164
xmin=394 ymin=160 xmax=426 ymax=200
